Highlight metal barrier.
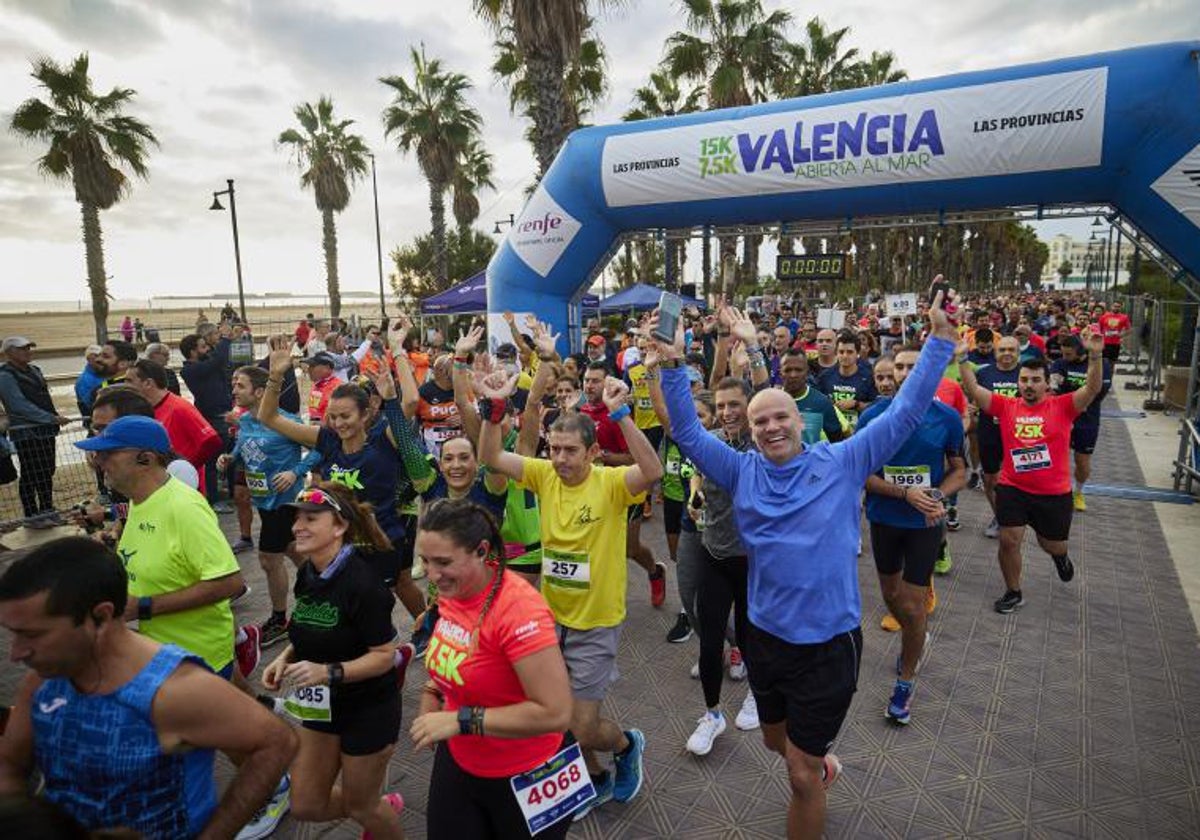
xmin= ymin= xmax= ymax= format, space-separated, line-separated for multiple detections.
xmin=0 ymin=419 xmax=99 ymax=532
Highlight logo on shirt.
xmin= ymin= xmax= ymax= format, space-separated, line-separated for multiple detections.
xmin=118 ymin=548 xmax=138 ymax=582
xmin=327 ymin=465 xmax=364 ymax=491
xmin=575 ymin=504 xmax=600 ymax=526
xmin=38 ymin=697 xmax=67 ymax=714
xmin=137 ymin=521 xmax=156 ymax=533
xmin=1014 ymin=416 xmax=1045 ymax=439
xmin=425 ymin=622 xmax=469 ymax=687
xmin=513 ymin=619 xmax=539 ymax=641
xmin=291 ymin=596 xmax=339 ymax=629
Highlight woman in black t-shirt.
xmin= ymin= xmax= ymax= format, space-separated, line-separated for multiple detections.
xmin=262 ymin=481 xmax=405 ymax=838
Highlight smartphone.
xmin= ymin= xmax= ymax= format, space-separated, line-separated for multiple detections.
xmin=929 ymin=278 xmax=958 ymax=317
xmin=653 ymin=291 xmax=683 ymax=343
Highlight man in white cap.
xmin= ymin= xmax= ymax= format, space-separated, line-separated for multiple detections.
xmin=0 ymin=337 xmax=70 ymax=527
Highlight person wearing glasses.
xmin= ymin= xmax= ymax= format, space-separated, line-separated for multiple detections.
xmin=261 ymin=481 xmax=405 ymax=838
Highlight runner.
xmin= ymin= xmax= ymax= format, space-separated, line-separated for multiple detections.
xmin=1097 ymin=300 xmax=1131 ymax=363
xmin=778 ymin=349 xmax=848 ymax=445
xmin=860 ymin=344 xmax=966 ymax=725
xmin=414 ymin=353 xmax=463 ymax=457
xmin=972 ymin=335 xmax=1023 ymax=538
xmin=261 ymin=482 xmax=404 ymax=838
xmin=655 ymin=283 xmax=959 ymax=840
xmin=479 ymin=369 xmax=661 ymax=819
xmin=0 ymin=537 xmax=297 ymax=838
xmin=221 ymin=364 xmax=322 ymax=647
xmin=810 ymin=328 xmax=838 ymax=379
xmin=412 ymin=499 xmax=576 ymax=840
xmin=960 ymin=330 xmax=1106 ymax=613
xmin=1050 ymin=334 xmax=1113 ymax=510
xmin=300 ymin=352 xmax=340 ymax=424
xmin=815 ymin=331 xmax=876 ymax=428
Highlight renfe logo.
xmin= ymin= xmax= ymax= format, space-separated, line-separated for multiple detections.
xmin=516 ymin=213 xmax=563 ymax=235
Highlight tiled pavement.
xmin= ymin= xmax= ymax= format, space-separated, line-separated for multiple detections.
xmin=3 ymin=396 xmax=1199 ymax=838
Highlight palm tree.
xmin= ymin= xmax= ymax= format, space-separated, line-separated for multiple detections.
xmin=451 ymin=138 xmax=496 ymax=233
xmin=850 ymin=50 xmax=908 ymax=88
xmin=381 ymin=46 xmax=482 ymax=289
xmin=777 ymin=17 xmax=861 ymax=99
xmin=475 ymin=0 xmax=597 ymax=178
xmin=277 ymin=96 xmax=369 ymax=319
xmin=10 ymin=54 xmax=157 ymax=343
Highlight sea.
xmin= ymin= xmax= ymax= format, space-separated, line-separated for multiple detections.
xmin=0 ymin=292 xmax=386 ymax=315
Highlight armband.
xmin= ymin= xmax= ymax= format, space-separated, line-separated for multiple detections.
xmin=477 ymin=397 xmax=507 ymax=424
xmin=137 ymin=596 xmax=153 ymax=621
xmin=608 ymin=404 xmax=632 ymax=423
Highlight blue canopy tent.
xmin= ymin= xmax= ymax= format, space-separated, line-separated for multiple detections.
xmin=422 ymin=270 xmax=598 ymax=314
xmin=597 ymin=283 xmax=706 ymax=313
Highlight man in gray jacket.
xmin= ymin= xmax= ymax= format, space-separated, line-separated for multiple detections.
xmin=0 ymin=337 xmax=70 ymax=526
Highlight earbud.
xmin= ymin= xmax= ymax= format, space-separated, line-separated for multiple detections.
xmin=136 ymin=453 xmax=151 ymax=466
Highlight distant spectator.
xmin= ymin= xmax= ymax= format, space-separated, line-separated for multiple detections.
xmin=119 ymin=316 xmax=133 ymax=343
xmin=134 ymin=317 xmax=145 ymax=344
xmin=180 ymin=323 xmax=234 ymax=510
xmin=304 ymin=319 xmax=329 ymax=358
xmin=91 ymin=339 xmax=138 ymax=405
xmin=294 ymin=313 xmax=314 ymax=349
xmin=299 ymin=352 xmax=339 ymax=424
xmin=144 ymin=342 xmax=181 ymax=396
xmin=0 ymin=336 xmax=70 ymax=526
xmin=74 ymin=344 xmax=105 ymax=418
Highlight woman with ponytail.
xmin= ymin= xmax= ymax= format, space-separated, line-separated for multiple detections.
xmin=261 ymin=480 xmax=404 ymax=838
xmin=411 ymin=498 xmax=577 ymax=839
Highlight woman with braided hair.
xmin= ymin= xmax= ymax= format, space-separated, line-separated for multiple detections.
xmin=411 ymin=498 xmax=579 ymax=839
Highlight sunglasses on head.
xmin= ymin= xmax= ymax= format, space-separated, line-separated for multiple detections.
xmin=298 ymin=487 xmax=344 ymax=514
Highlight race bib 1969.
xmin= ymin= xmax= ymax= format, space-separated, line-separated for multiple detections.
xmin=510 ymin=742 xmax=595 ymax=835
xmin=883 ymin=465 xmax=931 ymax=488
xmin=541 ymin=548 xmax=590 ymax=590
xmin=282 ymin=685 xmax=332 ymax=722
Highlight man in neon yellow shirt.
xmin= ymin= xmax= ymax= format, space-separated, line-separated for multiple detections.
xmin=479 ymin=367 xmax=663 ymax=818
xmin=77 ymin=416 xmax=244 ymax=676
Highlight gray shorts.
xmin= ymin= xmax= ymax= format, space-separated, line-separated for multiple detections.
xmin=556 ymin=623 xmax=621 ymax=702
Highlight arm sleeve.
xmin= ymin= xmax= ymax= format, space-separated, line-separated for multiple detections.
xmin=840 ymin=336 xmax=954 ymax=482
xmin=0 ymin=375 xmax=58 ymax=425
xmin=351 ymin=339 xmax=372 ymax=363
xmin=661 ymin=366 xmax=743 ymax=491
xmin=294 ymin=447 xmax=322 ymax=478
xmin=382 ymin=398 xmax=435 ymax=491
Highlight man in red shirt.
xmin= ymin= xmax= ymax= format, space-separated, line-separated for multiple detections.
xmin=300 ymin=352 xmax=339 ymax=424
xmin=960 ymin=331 xmax=1105 ymax=613
xmin=126 ymin=359 xmax=223 ymax=494
xmin=1097 ymin=301 xmax=1131 ymax=363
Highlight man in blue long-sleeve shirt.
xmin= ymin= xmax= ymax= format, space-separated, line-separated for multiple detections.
xmin=655 ymin=286 xmax=959 ymax=840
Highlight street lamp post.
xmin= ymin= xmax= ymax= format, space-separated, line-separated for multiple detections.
xmin=209 ymin=179 xmax=246 ymax=323
xmin=493 ymin=213 xmax=515 ymax=235
xmin=369 ymin=153 xmax=386 ymax=319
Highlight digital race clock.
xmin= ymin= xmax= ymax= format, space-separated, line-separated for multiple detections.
xmin=776 ymin=253 xmax=848 ymax=281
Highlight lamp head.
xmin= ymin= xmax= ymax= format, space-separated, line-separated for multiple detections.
xmin=209 ymin=195 xmax=224 ymax=211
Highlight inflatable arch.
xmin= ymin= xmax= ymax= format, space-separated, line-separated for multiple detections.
xmin=486 ymin=41 xmax=1200 ymax=345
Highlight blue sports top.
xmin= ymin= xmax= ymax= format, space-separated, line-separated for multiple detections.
xmin=859 ymin=397 xmax=964 ymax=529
xmin=232 ymin=409 xmax=320 ymax=510
xmin=33 ymin=644 xmax=217 ymax=839
xmin=663 ymin=336 xmax=954 ymax=645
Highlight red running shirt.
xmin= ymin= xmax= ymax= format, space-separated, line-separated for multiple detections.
xmin=579 ymin=401 xmax=629 ymax=455
xmin=935 ymin=378 xmax=968 ymax=422
xmin=426 ymin=570 xmax=562 ymax=778
xmin=987 ymin=393 xmax=1081 ymax=495
xmin=1099 ymin=312 xmax=1130 ymax=345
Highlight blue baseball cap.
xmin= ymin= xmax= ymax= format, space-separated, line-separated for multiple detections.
xmin=75 ymin=415 xmax=172 ymax=454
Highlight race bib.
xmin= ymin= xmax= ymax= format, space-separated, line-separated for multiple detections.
xmin=542 ymin=548 xmax=590 ymax=590
xmin=665 ymin=459 xmax=682 ymax=476
xmin=636 ymin=397 xmax=653 ymax=410
xmin=510 ymin=742 xmax=595 ymax=835
xmin=282 ymin=685 xmax=332 ymax=722
xmin=430 ymin=425 xmax=458 ymax=442
xmin=245 ymin=470 xmax=270 ymax=497
xmin=1011 ymin=443 xmax=1051 ymax=472
xmin=883 ymin=465 xmax=931 ymax=488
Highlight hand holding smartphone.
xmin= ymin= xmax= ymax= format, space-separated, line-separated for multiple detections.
xmin=653 ymin=291 xmax=683 ymax=343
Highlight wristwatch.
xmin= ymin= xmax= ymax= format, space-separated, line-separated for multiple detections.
xmin=925 ymin=489 xmax=946 ymax=503
xmin=660 ymin=359 xmax=682 ymax=369
xmin=458 ymin=705 xmax=473 ymax=735
xmin=327 ymin=662 xmax=345 ymax=685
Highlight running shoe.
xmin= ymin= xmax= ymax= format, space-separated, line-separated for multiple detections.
xmin=572 ymin=771 xmax=613 ymax=821
xmin=259 ymin=615 xmax=288 ymax=648
xmin=994 ymin=590 xmax=1024 ymax=614
xmin=886 ymin=679 xmax=914 ymax=725
xmin=735 ymin=692 xmax=760 ymax=731
xmin=360 ymin=792 xmax=404 ymax=840
xmin=966 ymin=470 xmax=982 ymax=491
xmin=945 ymin=505 xmax=960 ymax=531
xmin=1052 ymin=553 xmax=1075 ymax=583
xmin=649 ymin=562 xmax=667 ymax=608
xmin=880 ymin=612 xmax=900 ymax=632
xmin=235 ymin=624 xmax=261 ymax=677
xmin=212 ymin=501 xmax=235 ymax=515
xmin=666 ymin=612 xmax=692 ymax=643
xmin=235 ymin=774 xmax=290 ymax=840
xmin=255 ymin=693 xmax=287 ymax=718
xmin=822 ymin=754 xmax=842 ymax=790
xmin=230 ymin=537 xmax=255 ymax=554
xmin=690 ymin=660 xmax=701 ymax=679
xmin=613 ymin=729 xmax=646 ymax=802
xmin=926 ymin=580 xmax=937 ymax=615
xmin=1073 ymin=489 xmax=1087 ymax=511
xmin=686 ymin=711 xmax=726 ymax=756
xmin=728 ymin=646 xmax=746 ymax=681
xmin=933 ymin=541 xmax=952 ymax=575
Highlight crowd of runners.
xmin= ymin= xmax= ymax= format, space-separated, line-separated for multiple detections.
xmin=0 ymin=283 xmax=1127 ymax=838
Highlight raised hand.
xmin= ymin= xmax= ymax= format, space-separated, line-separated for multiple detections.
xmin=372 ymin=366 xmax=398 ymax=401
xmin=268 ymin=348 xmax=292 ymax=378
xmin=474 ymin=369 xmax=518 ymax=400
xmin=1083 ymin=326 xmax=1104 ymax=355
xmin=927 ymin=275 xmax=959 ymax=342
xmin=455 ymin=325 xmax=484 ymax=358
xmin=728 ymin=307 xmax=757 ymax=345
xmin=531 ymin=320 xmax=560 ymax=358
xmin=646 ymin=311 xmax=684 ymax=360
xmin=601 ymin=376 xmax=631 ymax=414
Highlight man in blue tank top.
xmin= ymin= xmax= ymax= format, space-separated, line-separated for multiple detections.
xmin=0 ymin=536 xmax=297 ymax=839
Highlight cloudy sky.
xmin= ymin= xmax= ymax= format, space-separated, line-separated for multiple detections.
xmin=1 ymin=0 xmax=1192 ymax=303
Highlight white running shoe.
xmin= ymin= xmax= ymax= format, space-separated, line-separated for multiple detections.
xmin=690 ymin=660 xmax=700 ymax=679
xmin=235 ymin=774 xmax=290 ymax=839
xmin=686 ymin=711 xmax=726 ymax=756
xmin=728 ymin=647 xmax=747 ymax=681
xmin=735 ymin=692 xmax=760 ymax=731
xmin=985 ymin=518 xmax=1000 ymax=539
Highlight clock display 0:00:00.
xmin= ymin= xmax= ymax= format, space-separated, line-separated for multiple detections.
xmin=776 ymin=254 xmax=848 ymax=281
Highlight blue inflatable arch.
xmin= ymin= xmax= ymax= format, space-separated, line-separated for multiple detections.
xmin=487 ymin=42 xmax=1200 ymax=344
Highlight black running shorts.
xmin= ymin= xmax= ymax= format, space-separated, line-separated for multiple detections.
xmin=978 ymin=432 xmax=1004 ymax=475
xmin=995 ymin=484 xmax=1073 ymax=542
xmin=1070 ymin=424 xmax=1099 ymax=455
xmin=745 ymin=623 xmax=861 ymax=757
xmin=257 ymin=505 xmax=296 ymax=554
xmin=869 ymin=522 xmax=943 ymax=586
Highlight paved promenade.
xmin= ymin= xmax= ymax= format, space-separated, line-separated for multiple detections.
xmin=2 ymin=384 xmax=1198 ymax=838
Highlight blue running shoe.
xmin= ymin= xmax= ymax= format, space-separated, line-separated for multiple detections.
xmin=572 ymin=771 xmax=614 ymax=821
xmin=886 ymin=679 xmax=913 ymax=725
xmin=613 ymin=728 xmax=646 ymax=803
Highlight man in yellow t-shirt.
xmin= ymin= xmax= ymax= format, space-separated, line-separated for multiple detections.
xmin=77 ymin=415 xmax=244 ymax=676
xmin=479 ymin=368 xmax=663 ymax=813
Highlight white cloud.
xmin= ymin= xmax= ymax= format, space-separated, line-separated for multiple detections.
xmin=0 ymin=0 xmax=1194 ymax=301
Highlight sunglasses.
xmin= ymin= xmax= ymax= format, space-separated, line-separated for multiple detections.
xmin=297 ymin=488 xmax=344 ymax=514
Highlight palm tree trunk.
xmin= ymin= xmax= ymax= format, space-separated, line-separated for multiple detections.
xmin=80 ymin=200 xmax=109 ymax=344
xmin=701 ymin=228 xmax=712 ymax=300
xmin=527 ymin=54 xmax=569 ymax=179
xmin=322 ymin=208 xmax=342 ymax=319
xmin=429 ymin=180 xmax=449 ymax=289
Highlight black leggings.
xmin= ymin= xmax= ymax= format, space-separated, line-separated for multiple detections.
xmin=697 ymin=546 xmax=749 ymax=709
xmin=427 ymin=742 xmax=573 ymax=840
